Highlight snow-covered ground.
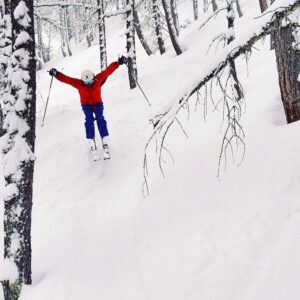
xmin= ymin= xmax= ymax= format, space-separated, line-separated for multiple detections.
xmin=1 ymin=0 xmax=300 ymax=299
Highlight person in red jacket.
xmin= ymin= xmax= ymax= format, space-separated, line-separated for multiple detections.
xmin=49 ymin=56 xmax=127 ymax=159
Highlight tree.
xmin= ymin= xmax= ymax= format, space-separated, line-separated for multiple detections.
xmin=161 ymin=0 xmax=182 ymax=55
xmin=0 ymin=0 xmax=11 ymax=138
xmin=126 ymin=0 xmax=137 ymax=89
xmin=152 ymin=0 xmax=165 ymax=55
xmin=1 ymin=0 xmax=36 ymax=298
xmin=259 ymin=0 xmax=269 ymax=12
xmin=97 ymin=0 xmax=107 ymax=70
xmin=133 ymin=8 xmax=153 ymax=56
xmin=273 ymin=14 xmax=300 ymax=123
xmin=259 ymin=0 xmax=300 ymax=123
xmin=193 ymin=0 xmax=199 ymax=20
xmin=170 ymin=0 xmax=179 ymax=36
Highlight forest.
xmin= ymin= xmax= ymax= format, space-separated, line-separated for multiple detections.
xmin=0 ymin=0 xmax=300 ymax=299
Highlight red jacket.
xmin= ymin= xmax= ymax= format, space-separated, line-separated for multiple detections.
xmin=56 ymin=62 xmax=120 ymax=105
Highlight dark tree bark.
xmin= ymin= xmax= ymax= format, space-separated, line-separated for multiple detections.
xmin=259 ymin=0 xmax=268 ymax=12
xmin=2 ymin=0 xmax=36 ymax=298
xmin=133 ymin=9 xmax=153 ymax=56
xmin=97 ymin=0 xmax=107 ymax=70
xmin=126 ymin=0 xmax=137 ymax=89
xmin=152 ymin=0 xmax=165 ymax=54
xmin=273 ymin=25 xmax=300 ymax=123
xmin=193 ymin=0 xmax=199 ymax=20
xmin=161 ymin=0 xmax=182 ymax=55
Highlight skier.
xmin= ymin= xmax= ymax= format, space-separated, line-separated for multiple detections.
xmin=49 ymin=56 xmax=127 ymax=160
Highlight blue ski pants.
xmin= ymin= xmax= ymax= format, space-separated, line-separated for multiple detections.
xmin=81 ymin=103 xmax=109 ymax=139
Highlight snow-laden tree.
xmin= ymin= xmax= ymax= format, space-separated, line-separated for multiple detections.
xmin=152 ymin=0 xmax=165 ymax=54
xmin=0 ymin=0 xmax=11 ymax=138
xmin=97 ymin=0 xmax=107 ymax=70
xmin=126 ymin=0 xmax=137 ymax=89
xmin=170 ymin=0 xmax=179 ymax=36
xmin=1 ymin=0 xmax=36 ymax=298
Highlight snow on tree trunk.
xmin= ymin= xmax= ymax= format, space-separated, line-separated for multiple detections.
xmin=0 ymin=0 xmax=11 ymax=138
xmin=170 ymin=0 xmax=179 ymax=36
xmin=133 ymin=9 xmax=153 ymax=56
xmin=97 ymin=0 xmax=107 ymax=70
xmin=1 ymin=0 xmax=36 ymax=297
xmin=126 ymin=0 xmax=137 ymax=89
xmin=62 ymin=6 xmax=72 ymax=56
xmin=152 ymin=0 xmax=165 ymax=55
xmin=193 ymin=0 xmax=199 ymax=21
xmin=273 ymin=15 xmax=300 ymax=123
xmin=161 ymin=0 xmax=182 ymax=55
xmin=36 ymin=16 xmax=44 ymax=70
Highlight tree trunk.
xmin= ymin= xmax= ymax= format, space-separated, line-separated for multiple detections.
xmin=227 ymin=0 xmax=243 ymax=100
xmin=235 ymin=0 xmax=243 ymax=18
xmin=2 ymin=0 xmax=36 ymax=297
xmin=273 ymin=24 xmax=300 ymax=123
xmin=193 ymin=0 xmax=199 ymax=20
xmin=170 ymin=0 xmax=179 ymax=36
xmin=259 ymin=0 xmax=268 ymax=12
xmin=126 ymin=0 xmax=137 ymax=89
xmin=63 ymin=6 xmax=72 ymax=56
xmin=211 ymin=0 xmax=217 ymax=12
xmin=161 ymin=0 xmax=182 ymax=55
xmin=0 ymin=0 xmax=11 ymax=138
xmin=97 ymin=0 xmax=107 ymax=70
xmin=203 ymin=0 xmax=208 ymax=12
xmin=133 ymin=9 xmax=153 ymax=56
xmin=152 ymin=0 xmax=165 ymax=55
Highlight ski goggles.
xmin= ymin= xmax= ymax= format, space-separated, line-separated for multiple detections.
xmin=83 ymin=79 xmax=94 ymax=85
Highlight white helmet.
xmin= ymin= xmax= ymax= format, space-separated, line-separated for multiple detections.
xmin=81 ymin=69 xmax=95 ymax=83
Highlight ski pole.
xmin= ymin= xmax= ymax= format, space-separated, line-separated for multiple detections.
xmin=41 ymin=74 xmax=54 ymax=127
xmin=123 ymin=59 xmax=152 ymax=107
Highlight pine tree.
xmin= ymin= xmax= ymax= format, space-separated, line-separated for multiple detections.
xmin=1 ymin=0 xmax=36 ymax=297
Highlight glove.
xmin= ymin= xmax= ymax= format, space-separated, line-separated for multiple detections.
xmin=49 ymin=68 xmax=57 ymax=77
xmin=118 ymin=56 xmax=127 ymax=65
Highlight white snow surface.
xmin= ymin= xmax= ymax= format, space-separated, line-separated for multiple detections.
xmin=0 ymin=258 xmax=19 ymax=282
xmin=1 ymin=0 xmax=300 ymax=299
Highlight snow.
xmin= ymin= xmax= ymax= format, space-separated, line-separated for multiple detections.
xmin=0 ymin=258 xmax=19 ymax=282
xmin=1 ymin=0 xmax=300 ymax=299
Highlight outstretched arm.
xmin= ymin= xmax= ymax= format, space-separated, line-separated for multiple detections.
xmin=95 ymin=62 xmax=120 ymax=82
xmin=55 ymin=72 xmax=82 ymax=89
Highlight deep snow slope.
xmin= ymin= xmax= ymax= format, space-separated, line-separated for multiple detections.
xmin=1 ymin=0 xmax=300 ymax=299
